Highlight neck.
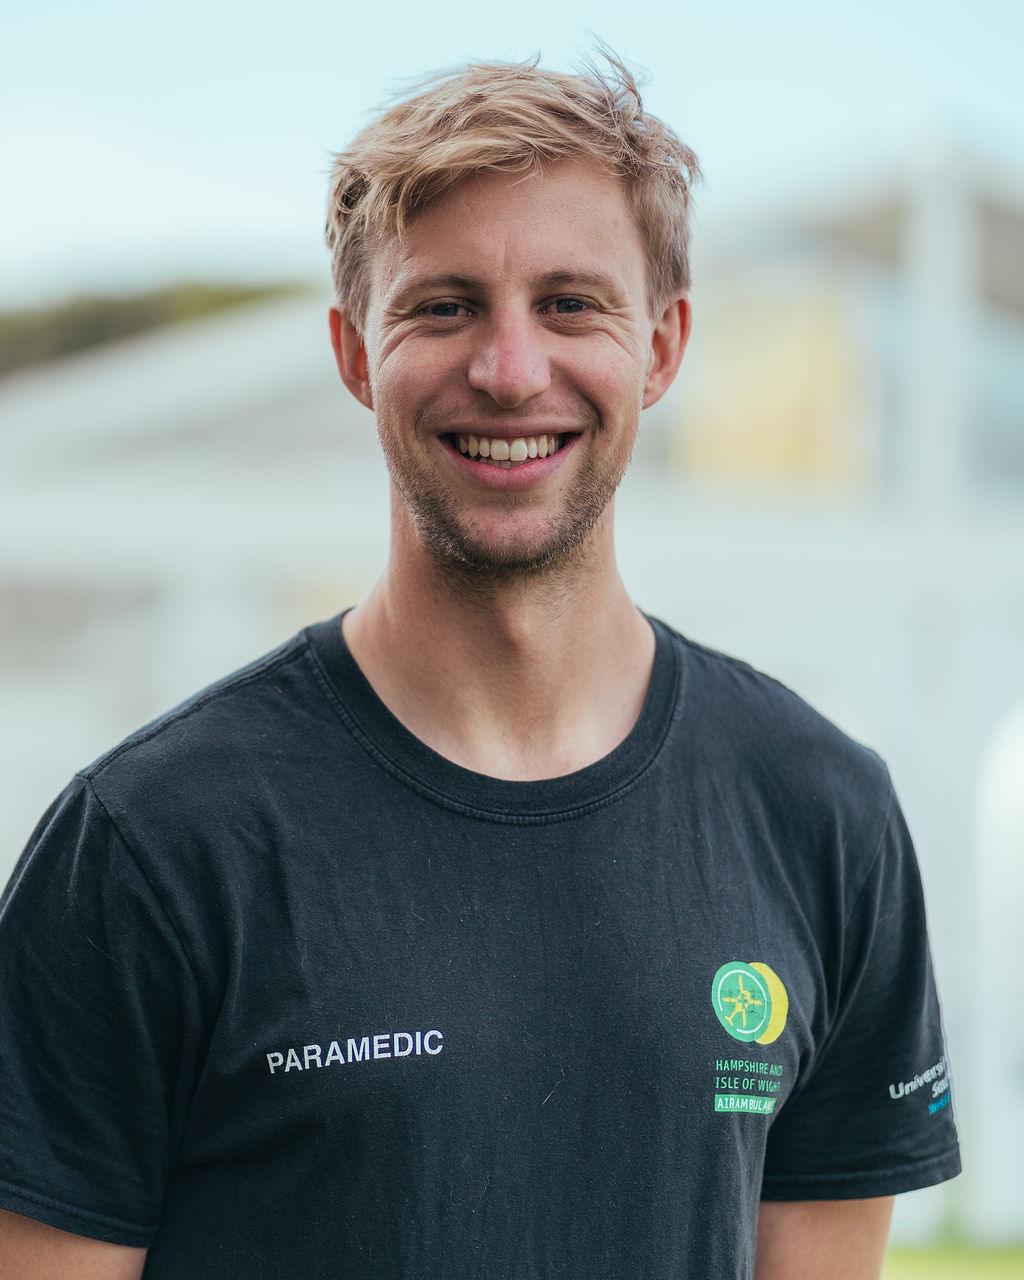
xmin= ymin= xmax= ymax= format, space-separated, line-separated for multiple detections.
xmin=343 ymin=507 xmax=655 ymax=781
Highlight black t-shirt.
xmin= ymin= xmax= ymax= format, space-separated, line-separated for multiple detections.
xmin=0 ymin=616 xmax=960 ymax=1277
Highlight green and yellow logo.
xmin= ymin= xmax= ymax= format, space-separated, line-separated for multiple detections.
xmin=711 ymin=961 xmax=788 ymax=1045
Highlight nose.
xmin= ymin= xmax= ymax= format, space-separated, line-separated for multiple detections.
xmin=466 ymin=309 xmax=551 ymax=408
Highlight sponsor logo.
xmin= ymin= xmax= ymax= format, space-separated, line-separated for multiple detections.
xmin=888 ymin=1055 xmax=949 ymax=1106
xmin=711 ymin=961 xmax=789 ymax=1045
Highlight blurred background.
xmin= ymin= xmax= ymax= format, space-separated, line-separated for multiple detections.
xmin=2 ymin=0 xmax=1022 ymax=1264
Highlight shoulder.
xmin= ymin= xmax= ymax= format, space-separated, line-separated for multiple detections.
xmin=658 ymin=618 xmax=891 ymax=783
xmin=653 ymin=617 xmax=897 ymax=850
xmin=79 ymin=619 xmax=344 ymax=827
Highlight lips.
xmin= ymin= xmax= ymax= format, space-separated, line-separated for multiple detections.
xmin=454 ymin=433 xmax=565 ymax=468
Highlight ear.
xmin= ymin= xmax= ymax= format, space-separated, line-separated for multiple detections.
xmin=642 ymin=297 xmax=691 ymax=410
xmin=329 ymin=305 xmax=374 ymax=410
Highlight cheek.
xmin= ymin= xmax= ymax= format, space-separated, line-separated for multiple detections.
xmin=365 ymin=349 xmax=413 ymax=417
xmin=370 ymin=340 xmax=455 ymax=402
xmin=584 ymin=353 xmax=649 ymax=415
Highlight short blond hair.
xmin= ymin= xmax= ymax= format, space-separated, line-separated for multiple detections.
xmin=326 ymin=52 xmax=700 ymax=331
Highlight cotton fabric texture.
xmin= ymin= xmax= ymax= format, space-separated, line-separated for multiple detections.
xmin=0 ymin=616 xmax=960 ymax=1278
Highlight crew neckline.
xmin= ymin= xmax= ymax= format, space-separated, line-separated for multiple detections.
xmin=305 ymin=613 xmax=685 ymax=824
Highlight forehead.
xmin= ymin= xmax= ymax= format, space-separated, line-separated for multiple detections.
xmin=368 ymin=160 xmax=647 ymax=304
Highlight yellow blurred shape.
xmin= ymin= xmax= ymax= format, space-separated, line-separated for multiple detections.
xmin=672 ymin=284 xmax=874 ymax=494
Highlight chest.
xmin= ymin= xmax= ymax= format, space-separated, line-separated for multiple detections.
xmin=183 ymin=800 xmax=827 ymax=1151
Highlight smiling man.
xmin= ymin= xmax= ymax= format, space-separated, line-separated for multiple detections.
xmin=333 ymin=160 xmax=668 ymax=582
xmin=0 ymin=53 xmax=959 ymax=1280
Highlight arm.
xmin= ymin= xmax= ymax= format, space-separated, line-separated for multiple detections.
xmin=0 ymin=786 xmax=188 ymax=1270
xmin=0 ymin=1210 xmax=148 ymax=1280
xmin=754 ymin=1197 xmax=894 ymax=1280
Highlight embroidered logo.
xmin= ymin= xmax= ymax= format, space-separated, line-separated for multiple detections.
xmin=711 ymin=961 xmax=789 ymax=1045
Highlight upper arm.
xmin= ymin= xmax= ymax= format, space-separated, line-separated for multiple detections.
xmin=0 ymin=784 xmax=189 ymax=1250
xmin=761 ymin=784 xmax=960 ymax=1202
xmin=754 ymin=1197 xmax=894 ymax=1280
xmin=0 ymin=1209 xmax=148 ymax=1280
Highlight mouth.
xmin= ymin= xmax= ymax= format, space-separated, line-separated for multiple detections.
xmin=450 ymin=432 xmax=567 ymax=469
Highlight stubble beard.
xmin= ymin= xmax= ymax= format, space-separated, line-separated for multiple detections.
xmin=380 ymin=424 xmax=634 ymax=595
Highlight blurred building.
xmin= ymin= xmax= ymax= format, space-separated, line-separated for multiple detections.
xmin=1 ymin=145 xmax=1022 ymax=1242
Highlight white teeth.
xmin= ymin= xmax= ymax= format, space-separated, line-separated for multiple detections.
xmin=455 ymin=433 xmax=562 ymax=465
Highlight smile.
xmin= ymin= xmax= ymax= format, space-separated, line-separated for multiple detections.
xmin=454 ymin=433 xmax=566 ymax=468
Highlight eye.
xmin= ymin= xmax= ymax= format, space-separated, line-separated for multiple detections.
xmin=419 ymin=301 xmax=471 ymax=318
xmin=545 ymin=297 xmax=590 ymax=315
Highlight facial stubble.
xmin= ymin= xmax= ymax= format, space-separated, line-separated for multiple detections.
xmin=378 ymin=411 xmax=639 ymax=593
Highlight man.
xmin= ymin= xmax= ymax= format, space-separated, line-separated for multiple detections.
xmin=0 ymin=53 xmax=959 ymax=1279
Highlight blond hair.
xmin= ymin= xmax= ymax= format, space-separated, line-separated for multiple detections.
xmin=325 ymin=52 xmax=700 ymax=330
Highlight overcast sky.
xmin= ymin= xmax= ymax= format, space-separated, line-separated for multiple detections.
xmin=3 ymin=0 xmax=1022 ymax=305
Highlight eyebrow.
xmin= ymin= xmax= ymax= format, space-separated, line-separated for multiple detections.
xmin=387 ymin=275 xmax=482 ymax=308
xmin=537 ymin=270 xmax=625 ymax=299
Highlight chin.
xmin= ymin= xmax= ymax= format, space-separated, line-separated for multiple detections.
xmin=417 ymin=510 xmax=608 ymax=584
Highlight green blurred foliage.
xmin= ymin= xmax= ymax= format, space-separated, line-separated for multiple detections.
xmin=0 ymin=281 xmax=310 ymax=378
xmin=884 ymin=1246 xmax=1024 ymax=1278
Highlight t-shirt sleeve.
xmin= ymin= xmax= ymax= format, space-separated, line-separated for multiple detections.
xmin=761 ymin=780 xmax=961 ymax=1200
xmin=0 ymin=776 xmax=201 ymax=1245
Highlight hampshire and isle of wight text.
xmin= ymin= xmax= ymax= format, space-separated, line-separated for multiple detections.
xmin=712 ymin=1057 xmax=785 ymax=1115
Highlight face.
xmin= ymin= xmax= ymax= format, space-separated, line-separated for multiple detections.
xmin=331 ymin=159 xmax=689 ymax=578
